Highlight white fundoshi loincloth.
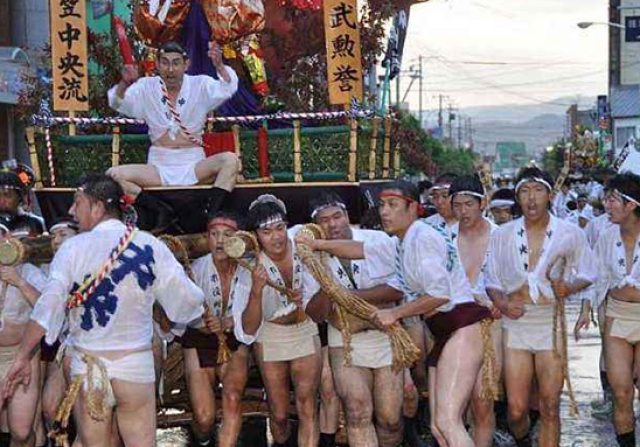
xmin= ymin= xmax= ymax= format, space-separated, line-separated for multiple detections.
xmin=257 ymin=319 xmax=319 ymax=362
xmin=148 ymin=146 xmax=205 ymax=186
xmin=328 ymin=325 xmax=393 ymax=369
xmin=502 ymin=304 xmax=560 ymax=352
xmin=606 ymin=298 xmax=640 ymax=344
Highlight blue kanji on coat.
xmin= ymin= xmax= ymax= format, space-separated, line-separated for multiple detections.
xmin=71 ymin=242 xmax=156 ymax=331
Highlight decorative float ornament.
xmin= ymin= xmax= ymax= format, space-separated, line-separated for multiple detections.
xmin=239 ymin=34 xmax=269 ymax=96
xmin=276 ymin=0 xmax=322 ymax=10
xmin=112 ymin=16 xmax=136 ymax=65
xmin=200 ymin=0 xmax=265 ymax=44
xmin=133 ymin=0 xmax=191 ymax=47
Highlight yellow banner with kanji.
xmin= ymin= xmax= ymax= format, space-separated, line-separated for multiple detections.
xmin=51 ymin=0 xmax=90 ymax=111
xmin=323 ymin=0 xmax=363 ymax=105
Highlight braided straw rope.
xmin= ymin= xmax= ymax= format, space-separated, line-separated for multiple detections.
xmin=479 ymin=319 xmax=500 ymax=401
xmin=49 ymin=354 xmax=112 ymax=447
xmin=67 ymin=226 xmax=137 ymax=309
xmin=295 ymin=224 xmax=421 ymax=371
xmin=549 ymin=256 xmax=579 ymax=416
xmin=44 ymin=126 xmax=56 ymax=186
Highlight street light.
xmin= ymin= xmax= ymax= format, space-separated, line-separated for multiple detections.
xmin=577 ymin=21 xmax=625 ymax=30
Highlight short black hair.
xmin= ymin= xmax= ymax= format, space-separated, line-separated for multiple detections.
xmin=247 ymin=199 xmax=287 ymax=231
xmin=158 ymin=41 xmax=188 ymax=58
xmin=515 ymin=166 xmax=553 ymax=191
xmin=449 ymin=175 xmax=484 ymax=203
xmin=208 ymin=210 xmax=245 ymax=231
xmin=434 ymin=172 xmax=459 ymax=186
xmin=77 ymin=173 xmax=124 ymax=219
xmin=492 ymin=188 xmax=516 ymax=202
xmin=606 ymin=172 xmax=640 ymax=217
xmin=381 ymin=180 xmax=420 ymax=202
xmin=309 ymin=192 xmax=347 ymax=220
xmin=417 ymin=180 xmax=433 ymax=194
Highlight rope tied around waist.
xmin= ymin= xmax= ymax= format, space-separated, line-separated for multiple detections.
xmin=49 ymin=353 xmax=115 ymax=447
xmin=479 ymin=318 xmax=500 ymax=401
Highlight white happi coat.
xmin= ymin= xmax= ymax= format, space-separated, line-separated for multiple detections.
xmin=0 ymin=263 xmax=47 ymax=328
xmin=190 ymin=254 xmax=250 ymax=327
xmin=594 ymin=223 xmax=640 ymax=308
xmin=232 ymin=237 xmax=318 ymax=348
xmin=423 ymin=213 xmax=455 ymax=236
xmin=485 ymin=215 xmax=597 ymax=305
xmin=450 ymin=219 xmax=497 ymax=307
xmin=107 ymin=72 xmax=238 ymax=143
xmin=304 ymin=228 xmax=397 ymax=369
xmin=364 ymin=220 xmax=476 ymax=313
xmin=31 ymin=220 xmax=205 ymax=352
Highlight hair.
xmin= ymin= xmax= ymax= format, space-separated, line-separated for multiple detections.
xmin=577 ymin=193 xmax=588 ymax=200
xmin=566 ymin=200 xmax=577 ymax=211
xmin=381 ymin=180 xmax=420 ymax=202
xmin=0 ymin=171 xmax=25 ymax=203
xmin=207 ymin=210 xmax=245 ymax=230
xmin=309 ymin=192 xmax=347 ymax=219
xmin=449 ymin=174 xmax=484 ymax=203
xmin=592 ymin=200 xmax=605 ymax=214
xmin=417 ymin=180 xmax=433 ymax=195
xmin=606 ymin=172 xmax=640 ymax=217
xmin=434 ymin=172 xmax=459 ymax=186
xmin=158 ymin=41 xmax=188 ymax=59
xmin=515 ymin=166 xmax=553 ymax=189
xmin=247 ymin=200 xmax=287 ymax=231
xmin=77 ymin=173 xmax=124 ymax=219
xmin=492 ymin=188 xmax=515 ymax=202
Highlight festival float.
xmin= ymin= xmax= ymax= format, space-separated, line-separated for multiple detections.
xmin=15 ymin=0 xmax=436 ymax=434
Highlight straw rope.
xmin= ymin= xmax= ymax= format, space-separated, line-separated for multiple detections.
xmin=479 ymin=319 xmax=500 ymax=401
xmin=295 ymin=224 xmax=421 ymax=371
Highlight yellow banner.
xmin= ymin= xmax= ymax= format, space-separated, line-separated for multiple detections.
xmin=323 ymin=0 xmax=363 ymax=106
xmin=50 ymin=0 xmax=89 ymax=112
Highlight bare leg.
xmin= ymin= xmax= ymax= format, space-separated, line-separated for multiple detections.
xmin=42 ymin=361 xmax=66 ymax=429
xmin=434 ymin=324 xmax=483 ymax=447
xmin=533 ymin=349 xmax=564 ymax=447
xmin=329 ymin=348 xmax=377 ymax=447
xmin=291 ymin=345 xmax=322 ymax=447
xmin=218 ymin=346 xmax=249 ymax=447
xmin=604 ymin=318 xmax=635 ymax=435
xmin=183 ymin=349 xmax=217 ymax=444
xmin=106 ymin=165 xmax=163 ymax=197
xmin=4 ymin=355 xmax=41 ymax=447
xmin=372 ymin=366 xmax=404 ymax=447
xmin=405 ymin=323 xmax=428 ymax=400
xmin=195 ymin=153 xmax=239 ymax=191
xmin=72 ymin=381 xmax=114 ymax=447
xmin=254 ymin=344 xmax=292 ymax=444
xmin=402 ymin=370 xmax=419 ymax=418
xmin=428 ymin=367 xmax=446 ymax=447
xmin=112 ymin=379 xmax=156 ymax=447
xmin=319 ymin=347 xmax=341 ymax=438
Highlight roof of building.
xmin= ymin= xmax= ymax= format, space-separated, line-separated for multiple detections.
xmin=611 ymin=84 xmax=640 ymax=119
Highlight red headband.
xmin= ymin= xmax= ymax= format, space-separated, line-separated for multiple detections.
xmin=379 ymin=191 xmax=426 ymax=217
xmin=208 ymin=218 xmax=238 ymax=231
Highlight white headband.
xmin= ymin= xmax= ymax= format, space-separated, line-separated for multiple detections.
xmin=613 ymin=189 xmax=640 ymax=207
xmin=311 ymin=202 xmax=347 ymax=219
xmin=0 ymin=224 xmax=8 ymax=234
xmin=258 ymin=215 xmax=286 ymax=229
xmin=50 ymin=222 xmax=77 ymax=233
xmin=430 ymin=184 xmax=451 ymax=192
xmin=489 ymin=199 xmax=515 ymax=209
xmin=515 ymin=177 xmax=552 ymax=193
xmin=249 ymin=194 xmax=287 ymax=214
xmin=451 ymin=190 xmax=484 ymax=200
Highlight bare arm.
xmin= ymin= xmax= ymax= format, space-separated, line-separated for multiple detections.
xmin=353 ymin=284 xmax=403 ymax=305
xmin=305 ymin=290 xmax=333 ymax=323
xmin=375 ymin=294 xmax=448 ymax=328
xmin=315 ymin=239 xmax=365 ymax=260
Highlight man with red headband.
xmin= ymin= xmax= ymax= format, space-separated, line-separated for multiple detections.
xmin=3 ymin=174 xmax=205 ymax=447
xmin=108 ymin=40 xmax=239 ymax=232
xmin=181 ymin=211 xmax=250 ymax=447
xmin=299 ymin=180 xmax=492 ymax=447
xmin=485 ymin=166 xmax=596 ymax=447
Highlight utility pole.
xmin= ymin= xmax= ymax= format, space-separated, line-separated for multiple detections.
xmin=448 ymin=103 xmax=454 ymax=145
xmin=468 ymin=117 xmax=474 ymax=150
xmin=396 ymin=74 xmax=401 ymax=108
xmin=458 ymin=114 xmax=462 ymax=149
xmin=418 ymin=55 xmax=423 ymax=127
xmin=438 ymin=94 xmax=443 ymax=130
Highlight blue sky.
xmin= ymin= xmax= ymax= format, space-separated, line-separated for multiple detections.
xmin=400 ymin=0 xmax=609 ymax=108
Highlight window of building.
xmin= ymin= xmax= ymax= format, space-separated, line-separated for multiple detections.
xmin=616 ymin=126 xmax=637 ymax=148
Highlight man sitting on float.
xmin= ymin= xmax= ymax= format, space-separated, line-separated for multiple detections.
xmin=107 ymin=40 xmax=239 ymax=232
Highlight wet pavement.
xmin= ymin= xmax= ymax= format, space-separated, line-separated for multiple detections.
xmin=158 ymin=300 xmax=623 ymax=447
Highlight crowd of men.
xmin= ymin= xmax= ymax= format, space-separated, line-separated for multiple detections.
xmin=0 ymin=39 xmax=638 ymax=447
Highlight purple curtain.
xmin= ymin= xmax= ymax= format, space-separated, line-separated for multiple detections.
xmin=182 ymin=0 xmax=263 ymax=119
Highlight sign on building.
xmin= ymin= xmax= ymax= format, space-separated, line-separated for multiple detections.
xmin=323 ymin=0 xmax=363 ymax=105
xmin=50 ymin=0 xmax=89 ymax=111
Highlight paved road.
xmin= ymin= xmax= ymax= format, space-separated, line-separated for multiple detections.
xmin=158 ymin=301 xmax=623 ymax=447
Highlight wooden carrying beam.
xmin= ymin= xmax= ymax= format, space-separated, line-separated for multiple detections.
xmin=233 ymin=124 xmax=244 ymax=183
xmin=348 ymin=119 xmax=357 ymax=182
xmin=368 ymin=117 xmax=380 ymax=180
xmin=382 ymin=117 xmax=391 ymax=179
xmin=111 ymin=126 xmax=121 ymax=167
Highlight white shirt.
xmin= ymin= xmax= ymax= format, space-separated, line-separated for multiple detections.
xmin=594 ymin=223 xmax=640 ymax=307
xmin=585 ymin=213 xmax=612 ymax=249
xmin=552 ymin=190 xmax=576 ymax=219
xmin=31 ymin=220 xmax=205 ymax=351
xmin=485 ymin=215 xmax=597 ymax=304
xmin=1 ymin=264 xmax=47 ymax=326
xmin=423 ymin=213 xmax=455 ymax=236
xmin=107 ymin=72 xmax=238 ymax=143
xmin=364 ymin=220 xmax=475 ymax=313
xmin=232 ymin=237 xmax=317 ymax=344
xmin=450 ymin=219 xmax=497 ymax=307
